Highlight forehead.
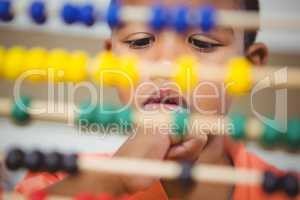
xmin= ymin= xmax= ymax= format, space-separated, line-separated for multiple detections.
xmin=121 ymin=0 xmax=240 ymax=9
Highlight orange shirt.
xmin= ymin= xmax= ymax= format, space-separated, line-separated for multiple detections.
xmin=14 ymin=140 xmax=299 ymax=200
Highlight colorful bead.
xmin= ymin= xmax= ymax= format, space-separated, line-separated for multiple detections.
xmin=0 ymin=46 xmax=5 ymax=76
xmin=225 ymin=57 xmax=253 ymax=95
xmin=230 ymin=113 xmax=246 ymax=140
xmin=76 ymin=101 xmax=97 ymax=125
xmin=281 ymin=173 xmax=299 ymax=198
xmin=179 ymin=161 xmax=195 ymax=187
xmin=94 ymin=105 xmax=116 ymax=127
xmin=24 ymin=150 xmax=45 ymax=172
xmin=172 ymin=6 xmax=189 ymax=33
xmin=261 ymin=122 xmax=282 ymax=147
xmin=263 ymin=171 xmax=279 ymax=194
xmin=62 ymin=153 xmax=79 ymax=175
xmin=65 ymin=51 xmax=88 ymax=82
xmin=198 ymin=5 xmax=216 ymax=32
xmin=44 ymin=152 xmax=63 ymax=173
xmin=92 ymin=51 xmax=119 ymax=86
xmin=25 ymin=47 xmax=48 ymax=81
xmin=5 ymin=148 xmax=25 ymax=171
xmin=118 ymin=55 xmax=140 ymax=89
xmin=150 ymin=4 xmax=168 ymax=31
xmin=116 ymin=107 xmax=133 ymax=130
xmin=79 ymin=4 xmax=96 ymax=26
xmin=173 ymin=109 xmax=189 ymax=138
xmin=0 ymin=0 xmax=13 ymax=21
xmin=29 ymin=1 xmax=47 ymax=24
xmin=61 ymin=3 xmax=79 ymax=24
xmin=46 ymin=49 xmax=70 ymax=82
xmin=106 ymin=1 xmax=120 ymax=28
xmin=173 ymin=55 xmax=198 ymax=93
xmin=11 ymin=96 xmax=32 ymax=123
xmin=286 ymin=118 xmax=300 ymax=150
xmin=3 ymin=46 xmax=27 ymax=80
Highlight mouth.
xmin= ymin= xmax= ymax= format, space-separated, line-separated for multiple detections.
xmin=142 ymin=89 xmax=188 ymax=111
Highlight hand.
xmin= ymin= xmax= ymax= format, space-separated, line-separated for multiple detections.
xmin=114 ymin=123 xmax=171 ymax=193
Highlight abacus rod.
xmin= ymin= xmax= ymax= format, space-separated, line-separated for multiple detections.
xmin=0 ymin=98 xmax=11 ymax=117
xmin=78 ymin=156 xmax=263 ymax=185
xmin=79 ymin=157 xmax=181 ymax=179
xmin=0 ymin=152 xmax=262 ymax=185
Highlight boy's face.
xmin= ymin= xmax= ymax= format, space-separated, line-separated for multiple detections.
xmin=111 ymin=0 xmax=245 ymax=114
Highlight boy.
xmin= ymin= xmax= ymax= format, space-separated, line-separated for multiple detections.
xmin=16 ymin=0 xmax=290 ymax=200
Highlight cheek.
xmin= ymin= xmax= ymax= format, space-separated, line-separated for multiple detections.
xmin=190 ymin=82 xmax=230 ymax=115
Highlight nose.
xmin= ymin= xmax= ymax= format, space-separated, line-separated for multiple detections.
xmin=154 ymin=30 xmax=185 ymax=62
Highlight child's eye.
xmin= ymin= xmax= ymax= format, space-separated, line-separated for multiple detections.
xmin=187 ymin=34 xmax=223 ymax=53
xmin=123 ymin=33 xmax=155 ymax=50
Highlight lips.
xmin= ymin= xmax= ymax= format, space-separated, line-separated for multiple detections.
xmin=142 ymin=89 xmax=188 ymax=110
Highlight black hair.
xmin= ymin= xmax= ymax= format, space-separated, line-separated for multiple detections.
xmin=244 ymin=0 xmax=259 ymax=50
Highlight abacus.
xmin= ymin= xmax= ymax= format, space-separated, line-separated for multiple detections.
xmin=1 ymin=148 xmax=300 ymax=198
xmin=0 ymin=0 xmax=300 ymax=200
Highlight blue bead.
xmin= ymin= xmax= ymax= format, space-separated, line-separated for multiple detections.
xmin=29 ymin=1 xmax=47 ymax=24
xmin=150 ymin=4 xmax=168 ymax=31
xmin=199 ymin=5 xmax=216 ymax=32
xmin=61 ymin=3 xmax=79 ymax=24
xmin=0 ymin=0 xmax=13 ymax=22
xmin=79 ymin=4 xmax=95 ymax=26
xmin=106 ymin=1 xmax=120 ymax=28
xmin=172 ymin=6 xmax=189 ymax=33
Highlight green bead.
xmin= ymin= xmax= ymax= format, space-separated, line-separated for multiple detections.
xmin=173 ymin=109 xmax=190 ymax=138
xmin=261 ymin=122 xmax=282 ymax=147
xmin=94 ymin=104 xmax=116 ymax=126
xmin=286 ymin=119 xmax=300 ymax=149
xmin=116 ymin=107 xmax=133 ymax=128
xmin=76 ymin=101 xmax=97 ymax=125
xmin=230 ymin=113 xmax=246 ymax=140
xmin=11 ymin=96 xmax=31 ymax=123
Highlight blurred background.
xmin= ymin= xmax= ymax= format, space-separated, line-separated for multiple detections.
xmin=0 ymin=0 xmax=300 ymax=189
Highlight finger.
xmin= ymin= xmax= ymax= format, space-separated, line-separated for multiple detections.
xmin=166 ymin=135 xmax=208 ymax=161
xmin=196 ymin=135 xmax=226 ymax=164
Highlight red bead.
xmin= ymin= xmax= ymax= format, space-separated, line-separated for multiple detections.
xmin=97 ymin=193 xmax=115 ymax=200
xmin=74 ymin=193 xmax=96 ymax=200
xmin=29 ymin=190 xmax=47 ymax=200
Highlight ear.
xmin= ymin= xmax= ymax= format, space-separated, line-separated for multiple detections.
xmin=245 ymin=43 xmax=269 ymax=65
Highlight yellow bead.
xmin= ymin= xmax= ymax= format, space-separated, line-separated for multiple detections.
xmin=3 ymin=46 xmax=27 ymax=80
xmin=173 ymin=55 xmax=199 ymax=93
xmin=47 ymin=49 xmax=70 ymax=82
xmin=225 ymin=57 xmax=253 ymax=95
xmin=0 ymin=46 xmax=5 ymax=77
xmin=25 ymin=47 xmax=48 ymax=81
xmin=118 ymin=55 xmax=140 ymax=89
xmin=65 ymin=51 xmax=88 ymax=82
xmin=92 ymin=51 xmax=120 ymax=87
